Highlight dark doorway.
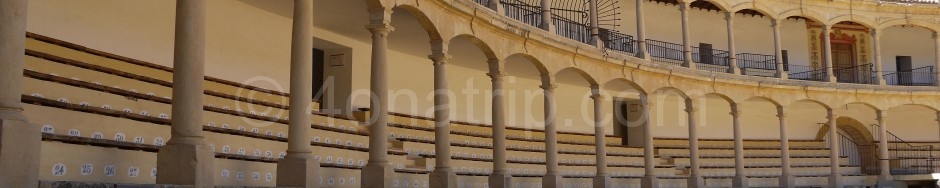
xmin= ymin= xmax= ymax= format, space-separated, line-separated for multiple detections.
xmin=313 ymin=48 xmax=325 ymax=104
xmin=896 ymin=56 xmax=913 ymax=85
xmin=613 ymin=98 xmax=644 ymax=147
xmin=698 ymin=43 xmax=713 ymax=64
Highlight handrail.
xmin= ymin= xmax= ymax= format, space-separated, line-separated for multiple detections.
xmin=869 ymin=124 xmax=936 ymax=175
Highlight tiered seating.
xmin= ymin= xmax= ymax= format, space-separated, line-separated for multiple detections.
xmin=23 ymin=33 xmax=427 ymax=187
xmin=22 ymin=33 xmax=872 ymax=187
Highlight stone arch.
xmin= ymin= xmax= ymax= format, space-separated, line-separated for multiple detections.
xmin=785 ymin=99 xmax=833 ymax=110
xmin=651 ymin=87 xmax=691 ymax=100
xmin=778 ymin=9 xmax=827 ymax=24
xmin=827 ymin=15 xmax=877 ymax=29
xmin=691 ymin=0 xmax=732 ymax=12
xmin=729 ymin=3 xmax=778 ymax=20
xmin=555 ymin=67 xmax=599 ymax=86
xmin=392 ymin=5 xmax=443 ymax=41
xmin=503 ymin=53 xmax=551 ymax=78
xmin=603 ymin=78 xmax=647 ymax=95
xmin=877 ymin=18 xmax=940 ymax=32
xmin=744 ymin=96 xmax=783 ymax=107
xmin=448 ymin=34 xmax=499 ymax=61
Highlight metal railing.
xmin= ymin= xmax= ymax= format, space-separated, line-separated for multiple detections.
xmin=870 ymin=124 xmax=937 ymax=175
xmin=599 ymin=28 xmax=636 ymax=55
xmin=500 ymin=0 xmax=542 ymax=27
xmin=645 ymin=39 xmax=685 ymax=66
xmin=787 ymin=65 xmax=827 ymax=81
xmin=691 ymin=46 xmax=731 ymax=73
xmin=474 ymin=0 xmax=490 ymax=6
xmin=834 ymin=64 xmax=876 ymax=84
xmin=737 ymin=53 xmax=776 ymax=70
xmin=883 ymin=66 xmax=936 ymax=86
xmin=552 ymin=15 xmax=592 ymax=44
xmin=822 ymin=124 xmax=872 ymax=174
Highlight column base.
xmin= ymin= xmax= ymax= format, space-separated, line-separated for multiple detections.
xmin=429 ymin=167 xmax=457 ymax=188
xmin=542 ymin=172 xmax=563 ymax=188
xmin=828 ymin=174 xmax=842 ymax=188
xmin=276 ymin=154 xmax=320 ymax=187
xmin=0 ymin=119 xmax=41 ymax=188
xmin=155 ymin=142 xmax=215 ymax=187
xmin=593 ymin=174 xmax=611 ymax=188
xmin=641 ymin=175 xmax=659 ymax=188
xmin=776 ymin=72 xmax=789 ymax=80
xmin=778 ymin=174 xmax=795 ymax=188
xmin=488 ymin=170 xmax=511 ymax=188
xmin=361 ymin=162 xmax=394 ymax=188
xmin=732 ymin=174 xmax=748 ymax=188
xmin=687 ymin=174 xmax=705 ymax=188
xmin=828 ymin=76 xmax=838 ymax=83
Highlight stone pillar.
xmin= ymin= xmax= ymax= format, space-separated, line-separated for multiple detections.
xmin=540 ymin=0 xmax=554 ymax=32
xmin=634 ymin=0 xmax=649 ymax=59
xmin=872 ymin=29 xmax=886 ymax=85
xmin=640 ymin=94 xmax=659 ymax=188
xmin=772 ymin=19 xmax=788 ymax=79
xmin=156 ymin=0 xmax=215 ymax=186
xmin=429 ymin=40 xmax=456 ymax=188
xmin=541 ymin=77 xmax=561 ymax=187
xmin=488 ymin=0 xmax=503 ymax=13
xmin=0 ymin=0 xmax=41 ymax=187
xmin=277 ymin=0 xmax=318 ymax=187
xmin=777 ymin=106 xmax=795 ymax=188
xmin=362 ymin=8 xmax=395 ymax=188
xmin=686 ymin=98 xmax=704 ymax=188
xmin=730 ymin=103 xmax=747 ymax=187
xmin=487 ymin=60 xmax=511 ymax=188
xmin=822 ymin=25 xmax=837 ymax=83
xmin=934 ymin=32 xmax=939 ymax=87
xmin=589 ymin=0 xmax=603 ymax=48
xmin=877 ymin=110 xmax=891 ymax=181
xmin=591 ymin=85 xmax=611 ymax=188
xmin=827 ymin=109 xmax=843 ymax=187
xmin=679 ymin=2 xmax=696 ymax=70
xmin=725 ymin=12 xmax=740 ymax=74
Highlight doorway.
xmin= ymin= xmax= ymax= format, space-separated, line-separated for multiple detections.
xmin=313 ymin=48 xmax=325 ymax=105
xmin=832 ymin=43 xmax=857 ymax=83
xmin=613 ymin=98 xmax=644 ymax=147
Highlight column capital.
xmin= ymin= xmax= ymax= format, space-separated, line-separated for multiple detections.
xmin=487 ymin=72 xmax=506 ymax=81
xmin=933 ymin=31 xmax=939 ymax=39
xmin=678 ymin=2 xmax=690 ymax=10
xmin=827 ymin=109 xmax=836 ymax=119
xmin=776 ymin=106 xmax=787 ymax=117
xmin=590 ymin=93 xmax=605 ymax=101
xmin=430 ymin=39 xmax=449 ymax=56
xmin=876 ymin=110 xmax=888 ymax=121
xmin=770 ymin=19 xmax=782 ymax=28
xmin=366 ymin=23 xmax=394 ymax=34
xmin=540 ymin=83 xmax=557 ymax=91
xmin=729 ymin=103 xmax=740 ymax=116
xmin=724 ymin=12 xmax=734 ymax=21
xmin=871 ymin=28 xmax=882 ymax=37
xmin=428 ymin=54 xmax=452 ymax=66
xmin=684 ymin=99 xmax=697 ymax=112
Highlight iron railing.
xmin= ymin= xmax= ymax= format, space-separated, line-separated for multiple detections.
xmin=500 ymin=0 xmax=542 ymax=27
xmin=552 ymin=15 xmax=592 ymax=44
xmin=645 ymin=39 xmax=685 ymax=66
xmin=883 ymin=66 xmax=936 ymax=86
xmin=599 ymin=28 xmax=636 ymax=55
xmin=870 ymin=124 xmax=937 ymax=175
xmin=787 ymin=65 xmax=827 ymax=81
xmin=737 ymin=53 xmax=776 ymax=70
xmin=834 ymin=64 xmax=875 ymax=84
xmin=822 ymin=124 xmax=872 ymax=175
xmin=691 ymin=46 xmax=731 ymax=73
xmin=474 ymin=0 xmax=490 ymax=6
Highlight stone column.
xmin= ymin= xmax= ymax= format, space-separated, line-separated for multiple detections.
xmin=362 ymin=8 xmax=395 ymax=188
xmin=777 ymin=106 xmax=795 ymax=188
xmin=277 ymin=0 xmax=318 ymax=187
xmin=541 ymin=77 xmax=561 ymax=187
xmin=730 ymin=103 xmax=747 ymax=187
xmin=679 ymin=2 xmax=696 ymax=70
xmin=725 ymin=12 xmax=740 ymax=74
xmin=827 ymin=109 xmax=842 ymax=187
xmin=429 ymin=40 xmax=456 ymax=188
xmin=487 ymin=60 xmax=511 ymax=188
xmin=589 ymin=0 xmax=603 ymax=48
xmin=934 ymin=32 xmax=939 ymax=87
xmin=488 ymin=0 xmax=503 ymax=13
xmin=877 ymin=110 xmax=891 ymax=181
xmin=872 ymin=29 xmax=886 ymax=85
xmin=686 ymin=98 xmax=704 ymax=188
xmin=822 ymin=25 xmax=837 ymax=82
xmin=156 ymin=0 xmax=215 ymax=186
xmin=540 ymin=0 xmax=554 ymax=32
xmin=635 ymin=0 xmax=649 ymax=59
xmin=772 ymin=19 xmax=787 ymax=79
xmin=591 ymin=85 xmax=611 ymax=188
xmin=0 ymin=0 xmax=41 ymax=187
xmin=640 ymin=94 xmax=659 ymax=187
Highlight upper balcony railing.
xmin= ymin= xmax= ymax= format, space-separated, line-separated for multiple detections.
xmin=472 ymin=0 xmax=939 ymax=87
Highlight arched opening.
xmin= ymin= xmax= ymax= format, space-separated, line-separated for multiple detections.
xmin=602 ymin=79 xmax=644 ymax=146
xmin=817 ymin=21 xmax=874 ymax=84
xmin=816 ymin=116 xmax=877 ymax=175
xmin=878 ymin=24 xmax=938 ymax=86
